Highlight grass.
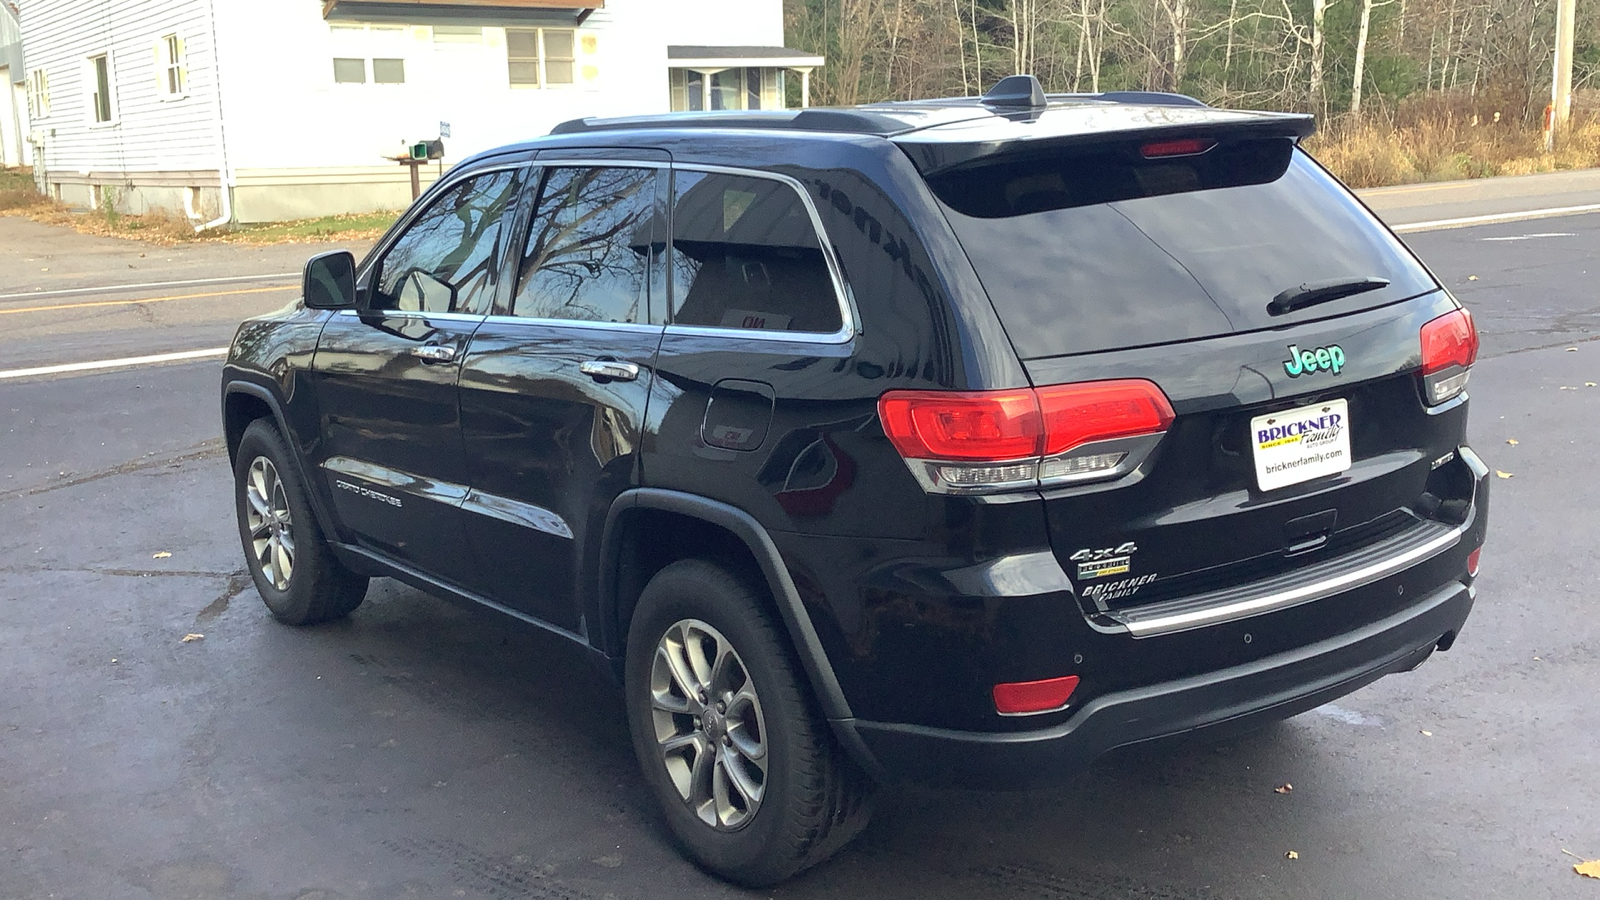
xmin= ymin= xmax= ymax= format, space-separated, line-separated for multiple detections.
xmin=0 ymin=166 xmax=43 ymax=212
xmin=1306 ymin=112 xmax=1600 ymax=189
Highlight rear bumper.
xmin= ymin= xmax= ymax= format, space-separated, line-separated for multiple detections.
xmin=842 ymin=579 xmax=1473 ymax=789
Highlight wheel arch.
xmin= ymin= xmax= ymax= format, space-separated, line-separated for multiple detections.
xmin=598 ymin=489 xmax=854 ymax=725
xmin=223 ymin=379 xmax=342 ymax=541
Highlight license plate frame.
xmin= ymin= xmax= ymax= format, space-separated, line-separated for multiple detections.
xmin=1251 ymin=398 xmax=1352 ymax=492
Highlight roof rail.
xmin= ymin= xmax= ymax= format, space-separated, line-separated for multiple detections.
xmin=1089 ymin=91 xmax=1208 ymax=108
xmin=983 ymin=74 xmax=1047 ymax=109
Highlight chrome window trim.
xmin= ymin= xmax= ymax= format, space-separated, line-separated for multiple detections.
xmin=1116 ymin=521 xmax=1466 ymax=638
xmin=477 ymin=314 xmax=663 ymax=334
xmin=334 ymin=309 xmax=486 ymax=324
xmin=664 ymin=163 xmax=859 ymax=345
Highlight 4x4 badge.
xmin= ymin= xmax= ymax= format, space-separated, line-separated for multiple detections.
xmin=1283 ymin=343 xmax=1346 ymax=377
xmin=1070 ymin=542 xmax=1137 ymax=580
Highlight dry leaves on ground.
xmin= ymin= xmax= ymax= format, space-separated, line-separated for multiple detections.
xmin=1506 ymin=438 xmax=1519 ymax=445
xmin=180 ymin=633 xmax=204 ymax=643
xmin=1285 ymin=851 xmax=1300 ymax=860
xmin=1495 ymin=471 xmax=1514 ymax=479
xmin=152 ymin=551 xmax=172 ymax=559
xmin=1274 ymin=784 xmax=1293 ymax=794
xmin=1564 ymin=850 xmax=1600 ymax=879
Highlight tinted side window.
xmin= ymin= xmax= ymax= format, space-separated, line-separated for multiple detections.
xmin=670 ymin=171 xmax=842 ymax=334
xmin=512 ymin=166 xmax=659 ymax=324
xmin=374 ymin=168 xmax=521 ymax=314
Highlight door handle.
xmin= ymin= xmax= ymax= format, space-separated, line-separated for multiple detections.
xmin=579 ymin=360 xmax=640 ymax=382
xmin=409 ymin=344 xmax=457 ymax=363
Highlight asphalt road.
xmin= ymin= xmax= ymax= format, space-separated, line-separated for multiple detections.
xmin=1 ymin=186 xmax=1598 ymax=900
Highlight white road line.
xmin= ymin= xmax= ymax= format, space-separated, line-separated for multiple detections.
xmin=0 ymin=347 xmax=228 ymax=381
xmin=0 ymin=272 xmax=299 ymax=302
xmin=1393 ymin=203 xmax=1600 ymax=233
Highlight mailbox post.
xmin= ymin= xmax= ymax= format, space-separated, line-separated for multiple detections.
xmin=389 ymin=139 xmax=445 ymax=201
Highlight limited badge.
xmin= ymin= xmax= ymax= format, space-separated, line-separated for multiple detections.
xmin=1070 ymin=542 xmax=1137 ymax=580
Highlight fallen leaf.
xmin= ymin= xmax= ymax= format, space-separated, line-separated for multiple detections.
xmin=1564 ymin=850 xmax=1600 ymax=879
xmin=1506 ymin=438 xmax=1519 ymax=445
xmin=1286 ymin=850 xmax=1300 ymax=860
xmin=1568 ymin=347 xmax=1579 ymax=352
xmin=1588 ymin=383 xmax=1597 ymax=388
xmin=151 ymin=551 xmax=172 ymax=559
xmin=180 ymin=633 xmax=204 ymax=643
xmin=1467 ymin=275 xmax=1479 ymax=281
xmin=1274 ymin=783 xmax=1293 ymax=794
xmin=1495 ymin=470 xmax=1513 ymax=479
xmin=1421 ymin=730 xmax=1433 ymax=737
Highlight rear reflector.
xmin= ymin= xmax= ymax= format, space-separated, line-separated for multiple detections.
xmin=994 ymin=675 xmax=1080 ymax=716
xmin=1467 ymin=547 xmax=1481 ymax=577
xmin=1140 ymin=137 xmax=1217 ymax=159
xmin=1419 ymin=308 xmax=1479 ymax=405
xmin=879 ymin=380 xmax=1174 ymax=494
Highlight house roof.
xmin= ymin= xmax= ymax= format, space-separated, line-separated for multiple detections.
xmin=668 ymin=46 xmax=825 ymax=69
xmin=323 ymin=0 xmax=600 ymax=25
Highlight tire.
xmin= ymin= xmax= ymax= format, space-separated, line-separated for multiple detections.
xmin=624 ymin=559 xmax=873 ymax=886
xmin=233 ymin=418 xmax=368 ymax=625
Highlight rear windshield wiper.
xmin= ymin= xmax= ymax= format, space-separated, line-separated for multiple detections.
xmin=1268 ymin=276 xmax=1391 ymax=316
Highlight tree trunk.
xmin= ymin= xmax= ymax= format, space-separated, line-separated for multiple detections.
xmin=1351 ymin=0 xmax=1374 ymax=113
xmin=1311 ymin=0 xmax=1328 ymax=107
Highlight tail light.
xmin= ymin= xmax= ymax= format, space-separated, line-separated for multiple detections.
xmin=1466 ymin=546 xmax=1482 ymax=577
xmin=1420 ymin=308 xmax=1478 ymax=405
xmin=1140 ymin=137 xmax=1216 ymax=158
xmin=878 ymin=379 xmax=1174 ymax=494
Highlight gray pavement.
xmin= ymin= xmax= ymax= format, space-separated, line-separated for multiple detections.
xmin=2 ymin=184 xmax=1599 ymax=899
xmin=1358 ymin=167 xmax=1600 ymax=227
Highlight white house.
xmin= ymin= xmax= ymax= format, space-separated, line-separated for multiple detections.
xmin=1 ymin=1 xmax=27 ymax=168
xmin=15 ymin=0 xmax=823 ymax=223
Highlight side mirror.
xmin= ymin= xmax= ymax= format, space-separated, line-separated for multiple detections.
xmin=303 ymin=250 xmax=357 ymax=310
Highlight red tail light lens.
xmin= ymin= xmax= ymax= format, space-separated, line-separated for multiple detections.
xmin=994 ymin=675 xmax=1080 ymax=716
xmin=1140 ymin=137 xmax=1216 ymax=158
xmin=1467 ymin=547 xmax=1481 ymax=577
xmin=1419 ymin=308 xmax=1478 ymax=405
xmin=1421 ymin=308 xmax=1479 ymax=375
xmin=1037 ymin=380 xmax=1176 ymax=455
xmin=878 ymin=380 xmax=1174 ymax=494
xmin=878 ymin=389 xmax=1040 ymax=461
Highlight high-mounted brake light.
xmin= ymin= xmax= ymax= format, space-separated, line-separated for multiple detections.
xmin=1420 ymin=308 xmax=1478 ymax=405
xmin=1140 ymin=137 xmax=1216 ymax=159
xmin=879 ymin=380 xmax=1174 ymax=494
xmin=993 ymin=675 xmax=1079 ymax=716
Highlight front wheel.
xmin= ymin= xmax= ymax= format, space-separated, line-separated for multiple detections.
xmin=233 ymin=419 xmax=368 ymax=625
xmin=624 ymin=559 xmax=872 ymax=886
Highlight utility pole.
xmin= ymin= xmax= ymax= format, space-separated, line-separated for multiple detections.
xmin=1547 ymin=0 xmax=1576 ymax=151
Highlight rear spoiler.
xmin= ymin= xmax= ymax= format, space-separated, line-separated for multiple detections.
xmin=894 ymin=109 xmax=1316 ymax=177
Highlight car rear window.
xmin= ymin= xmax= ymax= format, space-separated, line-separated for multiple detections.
xmin=928 ymin=144 xmax=1439 ymax=359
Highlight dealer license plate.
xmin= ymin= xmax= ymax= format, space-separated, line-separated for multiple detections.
xmin=1251 ymin=399 xmax=1352 ymax=491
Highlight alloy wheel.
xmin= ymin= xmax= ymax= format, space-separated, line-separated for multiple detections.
xmin=244 ymin=456 xmax=295 ymax=591
xmin=649 ymin=618 xmax=769 ymax=831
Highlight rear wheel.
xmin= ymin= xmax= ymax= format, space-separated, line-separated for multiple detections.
xmin=624 ymin=559 xmax=872 ymax=886
xmin=233 ymin=419 xmax=368 ymax=625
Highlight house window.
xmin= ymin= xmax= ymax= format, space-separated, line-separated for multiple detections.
xmin=88 ymin=54 xmax=115 ymax=123
xmin=27 ymin=69 xmax=49 ymax=118
xmin=372 ymin=58 xmax=405 ymax=84
xmin=333 ymin=58 xmax=366 ymax=84
xmin=507 ymin=28 xmax=575 ymax=88
xmin=160 ymin=34 xmax=187 ymax=98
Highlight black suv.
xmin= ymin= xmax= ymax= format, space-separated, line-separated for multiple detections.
xmin=221 ymin=76 xmax=1488 ymax=885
